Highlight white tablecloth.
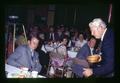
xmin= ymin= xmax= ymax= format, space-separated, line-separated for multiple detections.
xmin=41 ymin=45 xmax=78 ymax=58
xmin=67 ymin=51 xmax=77 ymax=58
xmin=41 ymin=45 xmax=54 ymax=53
xmin=5 ymin=64 xmax=46 ymax=78
xmin=5 ymin=64 xmax=22 ymax=73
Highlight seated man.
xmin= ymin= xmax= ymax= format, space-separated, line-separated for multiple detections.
xmin=7 ymin=32 xmax=42 ymax=73
xmin=72 ymin=36 xmax=97 ymax=77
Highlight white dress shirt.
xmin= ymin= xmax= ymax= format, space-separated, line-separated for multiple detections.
xmin=50 ymin=33 xmax=55 ymax=40
xmin=101 ymin=28 xmax=107 ymax=41
xmin=75 ymin=40 xmax=87 ymax=48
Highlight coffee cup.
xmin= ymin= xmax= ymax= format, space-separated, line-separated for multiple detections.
xmin=31 ymin=71 xmax=38 ymax=78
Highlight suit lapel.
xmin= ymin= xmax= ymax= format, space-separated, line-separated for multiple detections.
xmin=87 ymin=45 xmax=91 ymax=55
xmin=26 ymin=45 xmax=35 ymax=69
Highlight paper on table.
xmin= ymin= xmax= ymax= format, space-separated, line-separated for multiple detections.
xmin=5 ymin=64 xmax=22 ymax=73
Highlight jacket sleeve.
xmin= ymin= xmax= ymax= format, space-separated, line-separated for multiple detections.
xmin=6 ymin=46 xmax=25 ymax=68
xmin=93 ymin=44 xmax=114 ymax=76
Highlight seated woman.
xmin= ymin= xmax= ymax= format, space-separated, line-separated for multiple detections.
xmin=74 ymin=33 xmax=87 ymax=51
xmin=50 ymin=37 xmax=68 ymax=67
xmin=47 ymin=37 xmax=68 ymax=77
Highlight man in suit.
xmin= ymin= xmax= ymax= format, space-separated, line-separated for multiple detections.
xmin=72 ymin=36 xmax=97 ymax=77
xmin=7 ymin=32 xmax=42 ymax=73
xmin=45 ymin=26 xmax=59 ymax=42
xmin=83 ymin=18 xmax=114 ymax=77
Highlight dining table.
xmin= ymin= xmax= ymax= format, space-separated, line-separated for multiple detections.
xmin=5 ymin=64 xmax=46 ymax=78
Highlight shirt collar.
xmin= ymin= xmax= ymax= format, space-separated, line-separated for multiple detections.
xmin=90 ymin=47 xmax=94 ymax=55
xmin=90 ymin=47 xmax=94 ymax=51
xmin=30 ymin=48 xmax=34 ymax=53
xmin=101 ymin=28 xmax=107 ymax=41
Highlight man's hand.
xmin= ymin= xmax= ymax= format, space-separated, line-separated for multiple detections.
xmin=19 ymin=67 xmax=28 ymax=70
xmin=83 ymin=68 xmax=93 ymax=77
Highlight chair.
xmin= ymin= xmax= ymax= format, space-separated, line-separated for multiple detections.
xmin=46 ymin=51 xmax=66 ymax=78
xmin=47 ymin=52 xmax=75 ymax=78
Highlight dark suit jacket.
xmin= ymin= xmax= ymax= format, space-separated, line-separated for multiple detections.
xmin=76 ymin=44 xmax=91 ymax=60
xmin=92 ymin=28 xmax=114 ymax=77
xmin=7 ymin=45 xmax=42 ymax=73
xmin=45 ymin=32 xmax=59 ymax=41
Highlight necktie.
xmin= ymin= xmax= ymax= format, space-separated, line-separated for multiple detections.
xmin=30 ymin=51 xmax=34 ymax=71
xmin=97 ymin=41 xmax=102 ymax=55
xmin=31 ymin=51 xmax=34 ymax=61
xmin=99 ymin=41 xmax=102 ymax=49
xmin=50 ymin=33 xmax=52 ymax=40
xmin=92 ymin=49 xmax=95 ymax=55
xmin=52 ymin=33 xmax=54 ymax=40
xmin=31 ymin=56 xmax=34 ymax=61
xmin=50 ymin=33 xmax=54 ymax=40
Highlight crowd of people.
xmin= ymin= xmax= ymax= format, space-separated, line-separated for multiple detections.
xmin=5 ymin=18 xmax=114 ymax=78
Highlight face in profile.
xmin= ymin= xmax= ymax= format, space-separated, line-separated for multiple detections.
xmin=28 ymin=37 xmax=39 ymax=50
xmin=62 ymin=38 xmax=68 ymax=45
xmin=90 ymin=26 xmax=102 ymax=39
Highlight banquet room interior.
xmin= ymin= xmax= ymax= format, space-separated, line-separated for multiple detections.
xmin=4 ymin=4 xmax=114 ymax=78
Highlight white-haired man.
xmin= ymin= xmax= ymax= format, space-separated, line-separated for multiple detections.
xmin=83 ymin=18 xmax=114 ymax=77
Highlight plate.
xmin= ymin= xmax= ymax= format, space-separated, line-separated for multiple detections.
xmin=37 ymin=75 xmax=46 ymax=78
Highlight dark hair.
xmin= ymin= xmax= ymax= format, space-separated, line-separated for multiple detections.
xmin=88 ymin=36 xmax=96 ymax=41
xmin=27 ymin=31 xmax=40 ymax=41
xmin=60 ymin=36 xmax=68 ymax=42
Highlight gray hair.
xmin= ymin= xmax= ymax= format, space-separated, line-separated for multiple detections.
xmin=89 ymin=18 xmax=106 ymax=29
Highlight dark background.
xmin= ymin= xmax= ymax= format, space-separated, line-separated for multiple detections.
xmin=1 ymin=0 xmax=119 ymax=83
xmin=4 ymin=3 xmax=113 ymax=31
